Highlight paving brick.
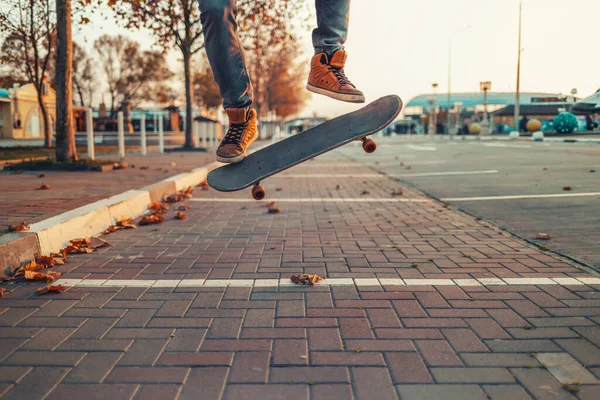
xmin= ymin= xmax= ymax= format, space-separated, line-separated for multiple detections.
xmin=415 ymin=340 xmax=462 ymax=366
xmin=33 ymin=300 xmax=78 ymax=317
xmin=386 ymin=352 xmax=432 ymax=384
xmin=1 ymin=367 xmax=70 ymax=400
xmin=306 ymin=292 xmax=334 ymax=308
xmin=396 ymin=384 xmax=487 ymax=400
xmin=427 ymin=308 xmax=487 ymax=318
xmin=555 ymin=338 xmax=600 ymax=367
xmin=431 ymin=367 xmax=515 ymax=383
xmin=207 ymin=318 xmax=243 ymax=339
xmin=272 ymin=339 xmax=307 ymax=366
xmin=22 ymin=328 xmax=76 ymax=351
xmin=270 ymin=366 xmax=349 ymax=383
xmin=63 ymin=308 xmax=127 ymax=318
xmin=506 ymin=300 xmax=549 ymax=317
xmin=573 ymin=326 xmax=600 ymax=347
xmin=277 ymin=300 xmax=305 ymax=317
xmin=190 ymin=292 xmax=223 ymax=308
xmin=466 ymin=318 xmax=511 ymax=339
xmin=74 ymin=293 xmax=116 ymax=308
xmin=486 ymin=308 xmax=529 ymax=328
xmin=392 ymin=300 xmax=427 ymax=317
xmin=511 ymin=368 xmax=577 ymax=400
xmin=353 ymin=367 xmax=397 ymax=400
xmin=461 ymin=353 xmax=540 ymax=367
xmin=527 ymin=317 xmax=594 ymax=327
xmin=308 ymin=328 xmax=343 ymax=351
xmin=241 ymin=328 xmax=306 ymax=339
xmin=403 ymin=318 xmax=467 ymax=328
xmin=105 ymin=366 xmax=189 ymax=383
xmin=115 ymin=309 xmax=157 ymax=328
xmin=276 ymin=317 xmax=338 ymax=328
xmin=244 ymin=309 xmax=274 ymax=327
xmin=157 ymin=352 xmax=233 ymax=366
xmin=118 ymin=339 xmax=168 ymax=366
xmin=135 ymin=384 xmax=181 ymax=400
xmin=311 ymin=384 xmax=353 ymax=400
xmin=442 ymin=328 xmax=488 ymax=352
xmin=45 ymin=383 xmax=139 ymax=400
xmin=0 ymin=308 xmax=38 ymax=326
xmin=64 ymin=353 xmax=122 ymax=383
xmin=58 ymin=339 xmax=132 ymax=352
xmin=339 ymin=317 xmax=375 ymax=339
xmin=0 ymin=366 xmax=32 ymax=383
xmin=224 ymin=384 xmax=308 ymax=400
xmin=376 ymin=328 xmax=442 ymax=339
xmin=4 ymin=351 xmax=86 ymax=366
xmin=17 ymin=316 xmax=86 ymax=328
xmin=416 ymin=291 xmax=450 ymax=308
xmin=165 ymin=328 xmax=206 ymax=352
xmin=507 ymin=327 xmax=579 ymax=339
xmin=179 ymin=367 xmax=228 ymax=400
xmin=524 ymin=292 xmax=566 ymax=308
xmin=311 ymin=351 xmax=385 ymax=366
xmin=147 ymin=318 xmax=211 ymax=328
xmin=485 ymin=339 xmax=561 ymax=352
xmin=155 ymin=300 xmax=193 ymax=318
xmin=0 ymin=338 xmax=27 ymax=362
xmin=336 ymin=300 xmax=391 ymax=308
xmin=482 ymin=385 xmax=533 ymax=400
xmin=105 ymin=328 xmax=175 ymax=339
xmin=229 ymin=352 xmax=270 ymax=383
xmin=346 ymin=339 xmax=414 ymax=352
xmin=201 ymin=339 xmax=271 ymax=351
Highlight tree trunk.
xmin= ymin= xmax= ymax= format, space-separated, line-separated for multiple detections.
xmin=37 ymin=91 xmax=52 ymax=148
xmin=183 ymin=46 xmax=196 ymax=149
xmin=55 ymin=0 xmax=78 ymax=162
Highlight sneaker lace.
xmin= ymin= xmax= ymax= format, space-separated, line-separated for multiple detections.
xmin=222 ymin=124 xmax=246 ymax=146
xmin=329 ymin=66 xmax=354 ymax=87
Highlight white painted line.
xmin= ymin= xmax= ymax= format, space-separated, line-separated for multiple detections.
xmin=276 ymin=174 xmax=384 ymax=178
xmin=503 ymin=278 xmax=557 ymax=286
xmin=52 ymin=277 xmax=600 ymax=289
xmin=190 ymin=198 xmax=430 ymax=203
xmin=406 ymin=145 xmax=437 ymax=151
xmin=484 ymin=143 xmax=531 ymax=149
xmin=103 ymin=279 xmax=155 ymax=287
xmin=393 ymin=170 xmax=498 ymax=178
xmin=444 ymin=192 xmax=600 ymax=202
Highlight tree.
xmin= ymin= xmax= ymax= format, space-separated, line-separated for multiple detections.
xmin=0 ymin=68 xmax=27 ymax=89
xmin=55 ymin=0 xmax=77 ymax=161
xmin=0 ymin=0 xmax=56 ymax=148
xmin=93 ymin=34 xmax=173 ymax=115
xmin=193 ymin=57 xmax=221 ymax=113
xmin=48 ymin=41 xmax=97 ymax=107
xmin=95 ymin=0 xmax=307 ymax=148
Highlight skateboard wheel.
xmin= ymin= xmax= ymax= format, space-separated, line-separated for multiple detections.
xmin=362 ymin=138 xmax=377 ymax=153
xmin=252 ymin=185 xmax=266 ymax=200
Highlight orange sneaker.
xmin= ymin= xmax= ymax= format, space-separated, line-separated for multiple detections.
xmin=216 ymin=107 xmax=258 ymax=163
xmin=307 ymin=49 xmax=365 ymax=103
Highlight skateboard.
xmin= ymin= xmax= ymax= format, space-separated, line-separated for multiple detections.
xmin=207 ymin=94 xmax=403 ymax=200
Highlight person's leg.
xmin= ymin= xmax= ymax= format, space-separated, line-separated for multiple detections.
xmin=307 ymin=0 xmax=364 ymax=103
xmin=198 ymin=0 xmax=258 ymax=163
xmin=312 ymin=0 xmax=350 ymax=56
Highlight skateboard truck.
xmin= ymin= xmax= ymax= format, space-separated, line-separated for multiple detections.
xmin=251 ymin=182 xmax=266 ymax=200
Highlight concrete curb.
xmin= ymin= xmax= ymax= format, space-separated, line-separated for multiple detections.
xmin=0 ymin=160 xmax=224 ymax=271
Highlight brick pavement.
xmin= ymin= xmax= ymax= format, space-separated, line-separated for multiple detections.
xmin=0 ymin=150 xmax=215 ymax=235
xmin=0 ymin=151 xmax=599 ymax=399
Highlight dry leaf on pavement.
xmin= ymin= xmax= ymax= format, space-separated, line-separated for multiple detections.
xmin=563 ymin=186 xmax=572 ymax=191
xmin=38 ymin=183 xmax=50 ymax=190
xmin=197 ymin=180 xmax=209 ymax=191
xmin=116 ymin=217 xmax=137 ymax=229
xmin=175 ymin=211 xmax=187 ymax=220
xmin=37 ymin=285 xmax=66 ymax=295
xmin=8 ymin=221 xmax=29 ymax=232
xmin=139 ymin=214 xmax=164 ymax=225
xmin=25 ymin=270 xmax=62 ymax=283
xmin=0 ymin=288 xmax=5 ymax=297
xmin=268 ymin=206 xmax=280 ymax=214
xmin=37 ymin=255 xmax=64 ymax=267
xmin=360 ymin=190 xmax=370 ymax=195
xmin=113 ymin=162 xmax=129 ymax=170
xmin=291 ymin=273 xmax=324 ymax=286
xmin=392 ymin=188 xmax=403 ymax=196
xmin=535 ymin=233 xmax=552 ymax=240
xmin=148 ymin=202 xmax=169 ymax=214
xmin=178 ymin=205 xmax=190 ymax=211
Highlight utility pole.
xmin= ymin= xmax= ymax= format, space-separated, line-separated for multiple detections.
xmin=514 ymin=1 xmax=523 ymax=132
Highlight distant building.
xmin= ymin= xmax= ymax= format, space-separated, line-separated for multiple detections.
xmin=405 ymin=92 xmax=577 ymax=134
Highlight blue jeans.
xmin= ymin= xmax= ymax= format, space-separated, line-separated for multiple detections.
xmin=198 ymin=0 xmax=351 ymax=109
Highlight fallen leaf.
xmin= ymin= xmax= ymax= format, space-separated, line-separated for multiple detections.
xmin=102 ymin=225 xmax=118 ymax=235
xmin=15 ymin=260 xmax=39 ymax=276
xmin=164 ymin=194 xmax=180 ymax=203
xmin=268 ymin=206 xmax=280 ymax=214
xmin=131 ymin=164 xmax=136 ymax=168
xmin=563 ymin=186 xmax=572 ymax=191
xmin=535 ymin=233 xmax=552 ymax=240
xmin=590 ymin=170 xmax=596 ymax=173
xmin=37 ymin=255 xmax=64 ymax=267
xmin=8 ymin=221 xmax=30 ymax=232
xmin=37 ymin=285 xmax=66 ymax=295
xmin=543 ymin=167 xmax=548 ymax=171
xmin=400 ymin=162 xmax=404 ymax=166
xmin=178 ymin=205 xmax=190 ymax=211
xmin=38 ymin=174 xmax=45 ymax=178
xmin=263 ymin=201 xmax=276 ymax=207
xmin=291 ymin=273 xmax=324 ymax=286
xmin=175 ymin=211 xmax=187 ymax=220
xmin=360 ymin=190 xmax=370 ymax=195
xmin=405 ymin=165 xmax=412 ymax=170
xmin=25 ymin=270 xmax=62 ymax=283
xmin=88 ymin=237 xmax=109 ymax=249
xmin=170 ymin=162 xmax=177 ymax=167
xmin=113 ymin=162 xmax=128 ymax=170
xmin=335 ymin=184 xmax=343 ymax=190
xmin=38 ymin=183 xmax=51 ymax=190
xmin=197 ymin=179 xmax=209 ymax=190
xmin=395 ymin=156 xmax=399 ymax=160
xmin=392 ymin=188 xmax=403 ymax=196
xmin=0 ymin=288 xmax=5 ymax=297
xmin=275 ymin=188 xmax=282 ymax=192
xmin=148 ymin=202 xmax=169 ymax=214
xmin=139 ymin=214 xmax=164 ymax=225
xmin=140 ymin=166 xmax=149 ymax=170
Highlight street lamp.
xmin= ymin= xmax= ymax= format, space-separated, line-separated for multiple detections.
xmin=453 ymin=101 xmax=463 ymax=135
xmin=480 ymin=81 xmax=492 ymax=135
xmin=447 ymin=25 xmax=472 ymax=135
xmin=514 ymin=0 xmax=523 ymax=132
xmin=431 ymin=83 xmax=438 ymax=134
xmin=427 ymin=97 xmax=436 ymax=135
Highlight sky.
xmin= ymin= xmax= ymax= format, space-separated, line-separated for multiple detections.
xmin=74 ymin=0 xmax=600 ymax=119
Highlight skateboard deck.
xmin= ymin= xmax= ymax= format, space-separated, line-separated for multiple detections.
xmin=207 ymin=94 xmax=403 ymax=198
